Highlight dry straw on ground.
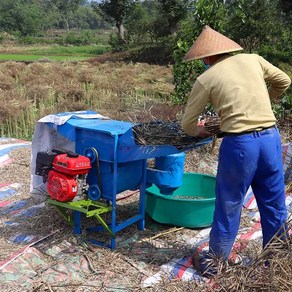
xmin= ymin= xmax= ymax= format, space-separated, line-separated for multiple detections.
xmin=214 ymin=219 xmax=292 ymax=292
xmin=0 ymin=60 xmax=175 ymax=139
xmin=1 ymin=133 xmax=291 ymax=292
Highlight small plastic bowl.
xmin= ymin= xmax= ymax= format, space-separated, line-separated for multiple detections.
xmin=146 ymin=172 xmax=216 ymax=228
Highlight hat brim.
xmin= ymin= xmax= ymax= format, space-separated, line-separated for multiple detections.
xmin=182 ymin=26 xmax=243 ymax=63
xmin=183 ymin=48 xmax=243 ymax=63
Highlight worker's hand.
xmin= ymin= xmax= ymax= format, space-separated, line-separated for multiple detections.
xmin=197 ymin=120 xmax=212 ymax=137
xmin=197 ymin=125 xmax=212 ymax=137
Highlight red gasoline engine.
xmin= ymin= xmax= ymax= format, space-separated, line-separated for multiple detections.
xmin=35 ymin=150 xmax=91 ymax=202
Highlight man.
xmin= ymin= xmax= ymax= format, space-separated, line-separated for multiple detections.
xmin=181 ymin=25 xmax=291 ymax=277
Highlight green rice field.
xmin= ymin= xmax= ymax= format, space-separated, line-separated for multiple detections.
xmin=0 ymin=44 xmax=111 ymax=62
xmin=0 ymin=54 xmax=89 ymax=62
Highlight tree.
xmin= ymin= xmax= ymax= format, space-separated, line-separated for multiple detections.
xmin=226 ymin=0 xmax=282 ymax=53
xmin=193 ymin=0 xmax=227 ymax=32
xmin=45 ymin=0 xmax=85 ymax=30
xmin=92 ymin=0 xmax=133 ymax=42
xmin=0 ymin=0 xmax=44 ymax=36
xmin=70 ymin=5 xmax=104 ymax=29
xmin=172 ymin=0 xmax=228 ymax=104
xmin=124 ymin=0 xmax=159 ymax=42
xmin=279 ymin=0 xmax=292 ymax=14
xmin=156 ymin=0 xmax=191 ymax=36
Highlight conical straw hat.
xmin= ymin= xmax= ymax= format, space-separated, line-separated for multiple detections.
xmin=183 ymin=26 xmax=243 ymax=62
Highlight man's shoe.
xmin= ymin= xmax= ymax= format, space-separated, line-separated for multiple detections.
xmin=228 ymin=253 xmax=243 ymax=266
xmin=191 ymin=251 xmax=219 ymax=278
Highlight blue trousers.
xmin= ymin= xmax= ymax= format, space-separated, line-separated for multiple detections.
xmin=209 ymin=126 xmax=287 ymax=260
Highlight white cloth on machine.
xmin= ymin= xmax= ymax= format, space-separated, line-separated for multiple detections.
xmin=37 ymin=111 xmax=108 ymax=125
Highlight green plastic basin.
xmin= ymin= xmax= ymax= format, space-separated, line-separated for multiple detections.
xmin=146 ymin=172 xmax=216 ymax=228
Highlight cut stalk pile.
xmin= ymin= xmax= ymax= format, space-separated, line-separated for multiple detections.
xmin=204 ymin=115 xmax=221 ymax=135
xmin=132 ymin=116 xmax=221 ymax=150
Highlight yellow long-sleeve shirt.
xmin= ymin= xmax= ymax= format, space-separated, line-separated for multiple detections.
xmin=181 ymin=53 xmax=291 ymax=136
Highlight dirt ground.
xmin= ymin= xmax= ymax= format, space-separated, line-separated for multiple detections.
xmin=0 ymin=125 xmax=291 ymax=292
xmin=0 ymin=139 xmax=218 ymax=291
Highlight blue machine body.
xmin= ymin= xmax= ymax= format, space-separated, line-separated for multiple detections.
xmin=45 ymin=112 xmax=211 ymax=248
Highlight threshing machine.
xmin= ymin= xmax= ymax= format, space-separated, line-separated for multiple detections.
xmin=31 ymin=111 xmax=211 ymax=249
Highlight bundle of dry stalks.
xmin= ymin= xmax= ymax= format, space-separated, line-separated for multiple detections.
xmin=132 ymin=116 xmax=221 ymax=150
xmin=133 ymin=120 xmax=204 ymax=150
xmin=214 ymin=218 xmax=292 ymax=292
xmin=204 ymin=115 xmax=221 ymax=135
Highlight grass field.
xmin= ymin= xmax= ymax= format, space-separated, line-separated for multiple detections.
xmin=0 ymin=54 xmax=90 ymax=62
xmin=26 ymin=45 xmax=111 ymax=56
xmin=0 ymin=44 xmax=111 ymax=62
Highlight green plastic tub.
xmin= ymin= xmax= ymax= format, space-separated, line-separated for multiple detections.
xmin=146 ymin=172 xmax=216 ymax=228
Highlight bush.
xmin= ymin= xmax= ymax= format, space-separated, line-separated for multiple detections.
xmin=259 ymin=46 xmax=292 ymax=66
xmin=172 ymin=40 xmax=205 ymax=105
xmin=128 ymin=44 xmax=173 ymax=65
xmin=63 ymin=30 xmax=99 ymax=46
xmin=108 ymin=33 xmax=128 ymax=52
xmin=18 ymin=36 xmax=39 ymax=45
